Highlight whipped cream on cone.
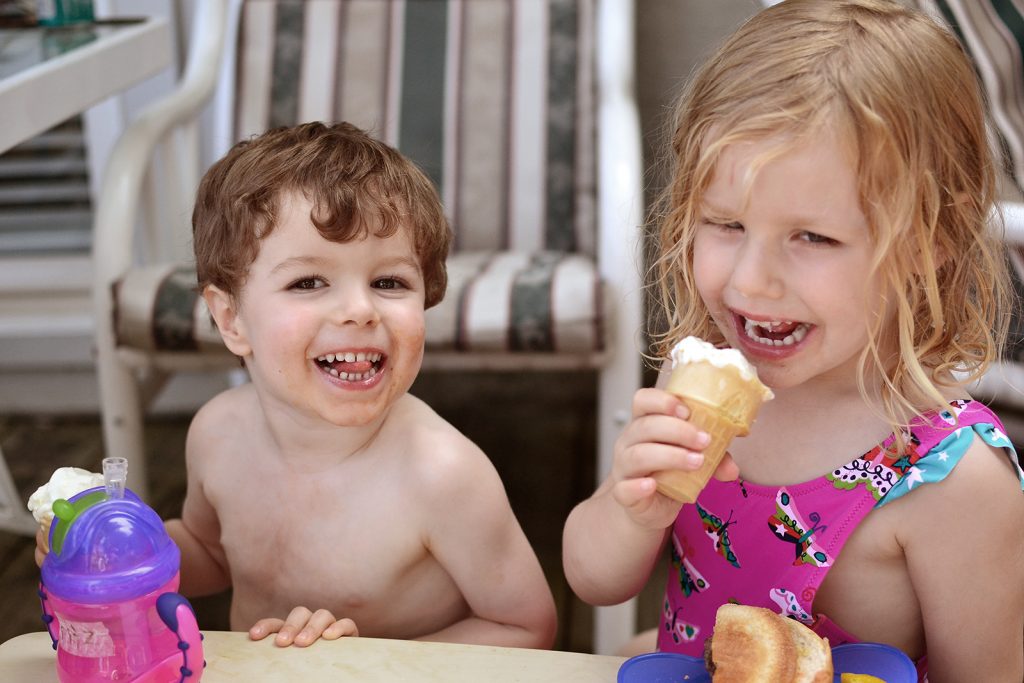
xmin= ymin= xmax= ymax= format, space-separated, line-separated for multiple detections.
xmin=669 ymin=336 xmax=774 ymax=399
xmin=27 ymin=467 xmax=104 ymax=525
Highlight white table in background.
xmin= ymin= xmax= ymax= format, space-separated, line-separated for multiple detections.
xmin=0 ymin=17 xmax=171 ymax=155
xmin=0 ymin=16 xmax=172 ymax=534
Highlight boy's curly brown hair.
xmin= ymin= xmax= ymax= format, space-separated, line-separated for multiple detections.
xmin=193 ymin=121 xmax=451 ymax=308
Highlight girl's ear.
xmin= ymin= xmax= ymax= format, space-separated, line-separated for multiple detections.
xmin=202 ymin=285 xmax=252 ymax=358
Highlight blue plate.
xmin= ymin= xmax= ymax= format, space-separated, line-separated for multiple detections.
xmin=617 ymin=653 xmax=710 ymax=683
xmin=831 ymin=643 xmax=917 ymax=683
xmin=618 ymin=643 xmax=916 ymax=683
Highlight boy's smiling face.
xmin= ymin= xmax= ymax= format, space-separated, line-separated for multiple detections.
xmin=207 ymin=191 xmax=426 ymax=428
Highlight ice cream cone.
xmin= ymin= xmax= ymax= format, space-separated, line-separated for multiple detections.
xmin=654 ymin=353 xmax=772 ymax=503
xmin=28 ymin=466 xmax=104 ymax=558
xmin=39 ymin=517 xmax=52 ymax=553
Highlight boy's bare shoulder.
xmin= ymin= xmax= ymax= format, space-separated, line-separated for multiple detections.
xmin=386 ymin=394 xmax=479 ymax=448
xmin=384 ymin=394 xmax=501 ymax=492
xmin=186 ymin=383 xmax=261 ymax=452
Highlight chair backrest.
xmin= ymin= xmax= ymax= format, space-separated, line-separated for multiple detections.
xmin=223 ymin=0 xmax=597 ymax=257
xmin=912 ymin=1 xmax=1024 ymax=370
xmin=913 ymin=0 xmax=1024 ymax=195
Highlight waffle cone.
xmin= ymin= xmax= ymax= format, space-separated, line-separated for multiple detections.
xmin=654 ymin=360 xmax=771 ymax=503
xmin=39 ymin=517 xmax=52 ymax=554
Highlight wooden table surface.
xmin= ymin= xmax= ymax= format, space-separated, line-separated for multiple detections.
xmin=0 ymin=631 xmax=629 ymax=682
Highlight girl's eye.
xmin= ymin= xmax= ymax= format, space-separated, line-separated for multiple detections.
xmin=799 ymin=231 xmax=839 ymax=246
xmin=289 ymin=276 xmax=326 ymax=290
xmin=703 ymin=218 xmax=743 ymax=232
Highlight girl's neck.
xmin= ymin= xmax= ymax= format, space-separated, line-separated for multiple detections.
xmin=733 ymin=378 xmax=892 ymax=487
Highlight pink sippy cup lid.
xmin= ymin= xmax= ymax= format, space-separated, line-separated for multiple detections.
xmin=41 ymin=487 xmax=180 ymax=603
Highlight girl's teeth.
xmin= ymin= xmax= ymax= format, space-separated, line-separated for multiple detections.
xmin=743 ymin=318 xmax=809 ymax=346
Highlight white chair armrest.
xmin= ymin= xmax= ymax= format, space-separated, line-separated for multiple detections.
xmin=91 ymin=0 xmax=229 ymax=289
xmin=997 ymin=201 xmax=1024 ymax=245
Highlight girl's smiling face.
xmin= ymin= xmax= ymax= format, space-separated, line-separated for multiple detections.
xmin=210 ymin=191 xmax=426 ymax=428
xmin=692 ymin=130 xmax=886 ymax=392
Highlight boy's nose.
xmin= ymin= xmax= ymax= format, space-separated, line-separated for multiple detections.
xmin=729 ymin=240 xmax=784 ymax=301
xmin=330 ymin=288 xmax=380 ymax=326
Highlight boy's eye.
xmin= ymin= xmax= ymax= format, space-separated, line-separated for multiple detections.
xmin=289 ymin=276 xmax=326 ymax=290
xmin=373 ymin=276 xmax=406 ymax=290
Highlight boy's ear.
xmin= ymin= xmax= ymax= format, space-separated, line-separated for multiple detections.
xmin=202 ymin=285 xmax=252 ymax=358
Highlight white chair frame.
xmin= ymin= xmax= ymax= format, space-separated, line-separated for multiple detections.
xmin=89 ymin=0 xmax=644 ymax=654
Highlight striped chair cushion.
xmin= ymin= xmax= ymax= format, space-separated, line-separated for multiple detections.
xmin=232 ymin=0 xmax=596 ymax=256
xmin=113 ymin=252 xmax=603 ymax=354
xmin=112 ymin=0 xmax=606 ymax=358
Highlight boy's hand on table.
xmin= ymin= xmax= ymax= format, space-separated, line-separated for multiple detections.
xmin=249 ymin=606 xmax=359 ymax=647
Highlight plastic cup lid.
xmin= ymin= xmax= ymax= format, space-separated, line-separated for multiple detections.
xmin=41 ymin=487 xmax=179 ymax=603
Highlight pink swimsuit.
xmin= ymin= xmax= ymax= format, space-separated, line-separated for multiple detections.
xmin=656 ymin=399 xmax=1024 ymax=681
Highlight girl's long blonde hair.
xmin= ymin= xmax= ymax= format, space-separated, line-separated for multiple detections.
xmin=653 ymin=0 xmax=1012 ymax=434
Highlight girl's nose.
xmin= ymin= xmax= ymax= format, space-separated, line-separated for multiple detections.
xmin=729 ymin=240 xmax=784 ymax=300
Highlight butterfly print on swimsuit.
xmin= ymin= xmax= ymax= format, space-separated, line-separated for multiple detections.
xmin=696 ymin=502 xmax=740 ymax=568
xmin=767 ymin=488 xmax=833 ymax=567
xmin=769 ymin=586 xmax=812 ymax=624
xmin=662 ymin=598 xmax=700 ymax=643
xmin=670 ymin=532 xmax=709 ymax=596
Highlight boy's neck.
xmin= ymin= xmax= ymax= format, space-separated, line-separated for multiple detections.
xmin=256 ymin=397 xmax=391 ymax=471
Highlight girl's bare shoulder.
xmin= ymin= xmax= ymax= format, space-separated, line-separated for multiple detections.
xmin=898 ymin=433 xmax=1023 ymax=533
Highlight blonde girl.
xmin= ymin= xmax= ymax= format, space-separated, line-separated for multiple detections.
xmin=563 ymin=2 xmax=1024 ymax=680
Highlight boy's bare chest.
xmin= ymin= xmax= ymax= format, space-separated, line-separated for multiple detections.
xmin=208 ymin=467 xmax=467 ymax=635
xmin=215 ymin=466 xmax=417 ymax=580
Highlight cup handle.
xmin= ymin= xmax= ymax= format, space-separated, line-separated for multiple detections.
xmin=37 ymin=581 xmax=59 ymax=650
xmin=156 ymin=592 xmax=205 ymax=680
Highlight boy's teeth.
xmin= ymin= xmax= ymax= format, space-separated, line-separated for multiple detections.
xmin=326 ymin=366 xmax=379 ymax=381
xmin=743 ymin=318 xmax=808 ymax=346
xmin=316 ymin=352 xmax=383 ymax=363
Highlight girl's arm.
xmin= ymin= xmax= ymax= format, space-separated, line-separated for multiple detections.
xmin=563 ymin=378 xmax=723 ymax=606
xmin=562 ymin=477 xmax=674 ymax=605
xmin=903 ymin=437 xmax=1024 ymax=682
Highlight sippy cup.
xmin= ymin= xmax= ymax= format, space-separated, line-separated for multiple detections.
xmin=38 ymin=457 xmax=204 ymax=682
